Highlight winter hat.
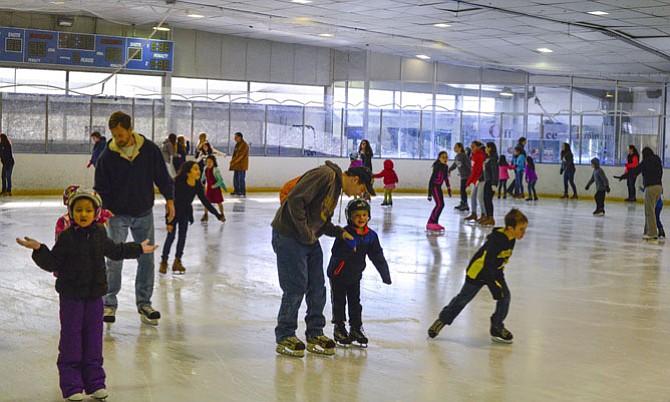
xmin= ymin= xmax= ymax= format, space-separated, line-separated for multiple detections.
xmin=590 ymin=157 xmax=600 ymax=168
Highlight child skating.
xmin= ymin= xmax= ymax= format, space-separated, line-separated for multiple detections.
xmin=585 ymin=157 xmax=610 ymax=216
xmin=374 ymin=159 xmax=399 ymax=206
xmin=201 ymin=155 xmax=227 ymax=222
xmin=449 ymin=142 xmax=471 ymax=211
xmin=497 ymin=155 xmax=513 ymax=200
xmin=16 ymin=188 xmax=157 ymax=401
xmin=427 ymin=208 xmax=528 ymax=343
xmin=327 ymin=199 xmax=392 ymax=347
xmin=525 ymin=157 xmax=538 ymax=201
xmin=427 ymin=151 xmax=451 ymax=232
xmin=160 ymin=161 xmax=225 ymax=275
xmin=55 ymin=185 xmax=112 ymax=240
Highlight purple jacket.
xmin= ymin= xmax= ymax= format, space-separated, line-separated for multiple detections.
xmin=525 ymin=165 xmax=538 ymax=182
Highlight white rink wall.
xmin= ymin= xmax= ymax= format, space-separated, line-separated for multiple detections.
xmin=10 ymin=153 xmax=670 ymax=201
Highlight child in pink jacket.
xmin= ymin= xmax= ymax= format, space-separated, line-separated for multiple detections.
xmin=497 ymin=155 xmax=514 ymax=199
xmin=374 ymin=159 xmax=399 ymax=206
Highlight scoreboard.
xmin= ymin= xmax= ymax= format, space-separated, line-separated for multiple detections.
xmin=0 ymin=27 xmax=173 ymax=72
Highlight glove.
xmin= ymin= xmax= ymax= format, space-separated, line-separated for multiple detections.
xmin=585 ymin=185 xmax=589 ymax=191
xmin=447 ymin=188 xmax=452 ymax=197
xmin=606 ymin=187 xmax=611 ymax=193
xmin=345 ymin=237 xmax=357 ymax=250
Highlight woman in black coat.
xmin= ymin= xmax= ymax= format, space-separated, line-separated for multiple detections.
xmin=0 ymin=133 xmax=15 ymax=196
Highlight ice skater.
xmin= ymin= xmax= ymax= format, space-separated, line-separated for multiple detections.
xmin=427 ymin=208 xmax=528 ymax=343
xmin=16 ymin=188 xmax=157 ymax=401
xmin=201 ymin=155 xmax=227 ymax=222
xmin=525 ymin=156 xmax=538 ymax=201
xmin=585 ymin=157 xmax=610 ymax=216
xmin=55 ymin=185 xmax=113 ymax=241
xmin=374 ymin=159 xmax=399 ymax=206
xmin=327 ymin=199 xmax=392 ymax=347
xmin=160 ymin=161 xmax=225 ymax=275
xmin=426 ymin=151 xmax=451 ymax=232
xmin=449 ymin=142 xmax=471 ymax=211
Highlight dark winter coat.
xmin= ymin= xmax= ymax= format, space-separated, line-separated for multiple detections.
xmin=465 ymin=228 xmax=516 ymax=300
xmin=89 ymin=136 xmax=107 ymax=168
xmin=31 ymin=224 xmax=142 ymax=300
xmin=327 ymin=225 xmax=391 ymax=284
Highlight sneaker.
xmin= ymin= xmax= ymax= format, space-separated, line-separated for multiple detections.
xmin=349 ymin=327 xmax=368 ymax=346
xmin=306 ymin=334 xmax=336 ymax=355
xmin=172 ymin=258 xmax=186 ymax=274
xmin=276 ymin=336 xmax=306 ymax=357
xmin=103 ymin=307 xmax=116 ymax=323
xmin=159 ymin=259 xmax=168 ymax=275
xmin=490 ymin=325 xmax=514 ymax=344
xmin=91 ymin=389 xmax=108 ymax=400
xmin=333 ymin=323 xmax=352 ymax=345
xmin=67 ymin=393 xmax=84 ymax=401
xmin=138 ymin=305 xmax=160 ymax=326
xmin=426 ymin=223 xmax=443 ymax=231
xmin=428 ymin=319 xmax=446 ymax=338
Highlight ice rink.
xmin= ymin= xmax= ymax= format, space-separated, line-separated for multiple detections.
xmin=1 ymin=193 xmax=670 ymax=401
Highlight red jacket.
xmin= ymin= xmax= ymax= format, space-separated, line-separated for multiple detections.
xmin=373 ymin=159 xmax=399 ymax=185
xmin=466 ymin=149 xmax=486 ymax=186
xmin=625 ymin=155 xmax=638 ymax=174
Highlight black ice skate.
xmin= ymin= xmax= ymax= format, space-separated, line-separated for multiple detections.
xmin=349 ymin=327 xmax=368 ymax=348
xmin=334 ymin=323 xmax=352 ymax=345
xmin=490 ymin=325 xmax=514 ymax=344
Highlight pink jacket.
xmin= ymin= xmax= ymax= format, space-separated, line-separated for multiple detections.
xmin=498 ymin=163 xmax=514 ymax=180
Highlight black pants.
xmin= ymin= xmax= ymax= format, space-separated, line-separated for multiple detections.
xmin=162 ymin=215 xmax=190 ymax=260
xmin=595 ymin=190 xmax=606 ymax=212
xmin=330 ymin=278 xmax=362 ymax=328
xmin=459 ymin=178 xmax=468 ymax=206
xmin=497 ymin=179 xmax=507 ymax=199
xmin=563 ymin=169 xmax=577 ymax=195
xmin=483 ymin=182 xmax=494 ymax=216
xmin=627 ymin=176 xmax=637 ymax=200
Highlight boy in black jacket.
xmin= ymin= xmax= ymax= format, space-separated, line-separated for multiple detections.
xmin=328 ymin=199 xmax=392 ymax=347
xmin=427 ymin=208 xmax=527 ymax=344
xmin=17 ymin=189 xmax=157 ymax=401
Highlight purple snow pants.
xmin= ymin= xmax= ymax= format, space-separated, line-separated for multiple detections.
xmin=58 ymin=296 xmax=106 ymax=398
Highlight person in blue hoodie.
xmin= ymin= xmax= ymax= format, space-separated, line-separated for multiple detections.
xmin=327 ymin=199 xmax=392 ymax=347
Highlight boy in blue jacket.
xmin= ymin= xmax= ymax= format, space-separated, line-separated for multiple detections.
xmin=327 ymin=199 xmax=392 ymax=347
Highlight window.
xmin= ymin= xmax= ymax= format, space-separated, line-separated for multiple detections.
xmin=15 ymin=68 xmax=66 ymax=94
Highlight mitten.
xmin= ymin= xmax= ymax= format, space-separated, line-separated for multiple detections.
xmin=345 ymin=237 xmax=357 ymax=250
xmin=606 ymin=187 xmax=611 ymax=193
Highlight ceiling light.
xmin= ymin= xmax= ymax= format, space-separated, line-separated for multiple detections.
xmin=587 ymin=11 xmax=609 ymax=15
xmin=292 ymin=0 xmax=312 ymax=3
xmin=318 ymin=33 xmax=334 ymax=37
xmin=605 ymin=92 xmax=613 ymax=98
xmin=500 ymin=87 xmax=514 ymax=97
xmin=57 ymin=17 xmax=74 ymax=27
xmin=416 ymin=54 xmax=431 ymax=60
xmin=187 ymin=13 xmax=204 ymax=18
xmin=536 ymin=48 xmax=553 ymax=53
xmin=50 ymin=1 xmax=65 ymax=4
xmin=153 ymin=26 xmax=171 ymax=31
xmin=433 ymin=23 xmax=450 ymax=28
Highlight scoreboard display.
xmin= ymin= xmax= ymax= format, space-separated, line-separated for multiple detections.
xmin=0 ymin=27 xmax=173 ymax=72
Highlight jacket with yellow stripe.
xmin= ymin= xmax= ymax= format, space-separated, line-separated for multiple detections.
xmin=465 ymin=227 xmax=515 ymax=298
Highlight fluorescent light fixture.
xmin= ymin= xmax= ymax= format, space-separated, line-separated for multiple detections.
xmin=499 ymin=87 xmax=514 ymax=97
xmin=416 ymin=54 xmax=431 ymax=60
xmin=187 ymin=13 xmax=204 ymax=18
xmin=153 ymin=26 xmax=171 ymax=31
xmin=605 ymin=92 xmax=613 ymax=98
xmin=50 ymin=1 xmax=65 ymax=4
xmin=292 ymin=0 xmax=312 ymax=3
xmin=57 ymin=17 xmax=74 ymax=27
xmin=433 ymin=23 xmax=451 ymax=28
xmin=318 ymin=33 xmax=334 ymax=37
xmin=587 ymin=11 xmax=609 ymax=15
xmin=648 ymin=108 xmax=656 ymax=112
xmin=536 ymin=47 xmax=553 ymax=53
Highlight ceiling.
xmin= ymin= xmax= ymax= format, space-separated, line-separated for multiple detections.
xmin=3 ymin=0 xmax=670 ymax=80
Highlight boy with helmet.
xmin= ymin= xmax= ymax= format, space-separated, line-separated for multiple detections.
xmin=327 ymin=198 xmax=392 ymax=347
xmin=17 ymin=188 xmax=158 ymax=401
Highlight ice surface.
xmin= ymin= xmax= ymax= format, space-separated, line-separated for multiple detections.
xmin=1 ymin=194 xmax=670 ymax=401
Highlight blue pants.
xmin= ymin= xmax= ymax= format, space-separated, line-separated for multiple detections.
xmin=272 ymin=229 xmax=326 ymax=342
xmin=527 ymin=180 xmax=537 ymax=199
xmin=104 ymin=210 xmax=155 ymax=309
xmin=233 ymin=170 xmax=246 ymax=195
xmin=514 ymin=170 xmax=524 ymax=195
xmin=2 ymin=162 xmax=13 ymax=192
xmin=563 ymin=169 xmax=576 ymax=195
xmin=438 ymin=279 xmax=510 ymax=328
xmin=58 ymin=296 xmax=105 ymax=398
xmin=162 ymin=215 xmax=189 ymax=260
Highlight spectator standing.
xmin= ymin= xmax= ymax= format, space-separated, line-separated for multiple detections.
xmin=0 ymin=133 xmax=15 ymax=197
xmin=87 ymin=132 xmax=107 ymax=169
xmin=229 ymin=132 xmax=249 ymax=197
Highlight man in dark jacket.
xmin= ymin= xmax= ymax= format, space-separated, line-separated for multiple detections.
xmin=87 ymin=131 xmax=106 ymax=169
xmin=271 ymin=162 xmax=375 ymax=357
xmin=94 ymin=111 xmax=175 ymax=326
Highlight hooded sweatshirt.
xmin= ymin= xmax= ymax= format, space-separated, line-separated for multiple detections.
xmin=271 ymin=161 xmax=346 ymax=245
xmin=465 ymin=227 xmax=516 ymax=299
xmin=373 ymin=159 xmax=399 ymax=186
xmin=586 ymin=158 xmax=609 ymax=191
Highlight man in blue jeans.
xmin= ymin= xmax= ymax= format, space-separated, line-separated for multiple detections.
xmin=94 ymin=111 xmax=174 ymax=326
xmin=271 ymin=162 xmax=376 ymax=357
